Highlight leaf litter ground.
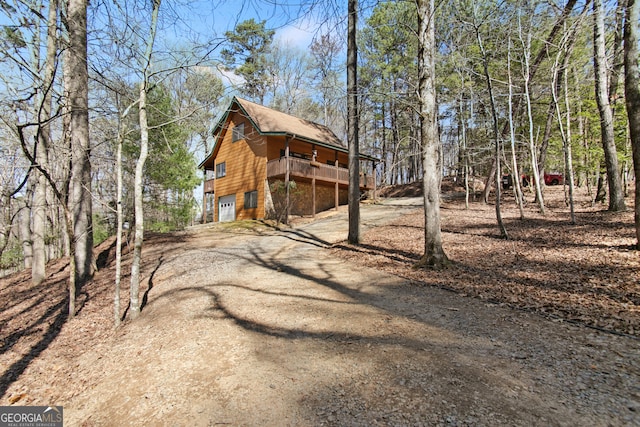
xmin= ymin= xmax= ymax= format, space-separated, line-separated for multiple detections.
xmin=0 ymin=181 xmax=638 ymax=426
xmin=335 ymin=182 xmax=639 ymax=337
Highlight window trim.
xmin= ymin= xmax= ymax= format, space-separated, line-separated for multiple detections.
xmin=216 ymin=161 xmax=226 ymax=178
xmin=232 ymin=123 xmax=245 ymax=142
xmin=244 ymin=190 xmax=258 ymax=209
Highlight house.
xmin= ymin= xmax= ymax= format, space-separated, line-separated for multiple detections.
xmin=199 ymin=97 xmax=377 ymax=222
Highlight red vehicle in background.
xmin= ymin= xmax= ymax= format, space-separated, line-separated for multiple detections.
xmin=542 ymin=172 xmax=564 ymax=186
xmin=504 ymin=172 xmax=564 ymax=189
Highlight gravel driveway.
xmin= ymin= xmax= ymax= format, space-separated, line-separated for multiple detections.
xmin=63 ymin=200 xmax=640 ymax=426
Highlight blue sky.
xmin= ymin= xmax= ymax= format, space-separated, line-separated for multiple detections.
xmin=169 ymin=0 xmax=339 ymax=51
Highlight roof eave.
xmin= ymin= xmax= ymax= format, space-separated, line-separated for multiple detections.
xmin=199 ymin=97 xmax=379 ymax=168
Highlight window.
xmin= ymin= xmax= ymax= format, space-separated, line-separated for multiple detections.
xmin=280 ymin=149 xmax=310 ymax=160
xmin=232 ymin=123 xmax=244 ymax=142
xmin=244 ymin=190 xmax=258 ymax=209
xmin=216 ymin=162 xmax=226 ymax=178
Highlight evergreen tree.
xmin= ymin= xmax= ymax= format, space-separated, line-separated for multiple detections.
xmin=221 ymin=19 xmax=275 ymax=104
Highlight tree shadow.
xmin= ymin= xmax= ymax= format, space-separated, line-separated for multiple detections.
xmin=141 ymin=256 xmax=163 ymax=311
xmin=0 ymin=298 xmax=67 ymax=399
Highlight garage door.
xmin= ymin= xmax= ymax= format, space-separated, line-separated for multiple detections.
xmin=218 ymin=194 xmax=236 ymax=222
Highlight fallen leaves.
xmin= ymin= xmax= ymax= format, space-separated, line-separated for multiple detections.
xmin=334 ymin=186 xmax=639 ymax=337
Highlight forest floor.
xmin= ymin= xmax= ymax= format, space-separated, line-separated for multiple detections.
xmin=0 ymin=181 xmax=639 ymax=426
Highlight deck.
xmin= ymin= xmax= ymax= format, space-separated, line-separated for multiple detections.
xmin=203 ymin=157 xmax=374 ymax=194
xmin=266 ymin=157 xmax=374 ymax=189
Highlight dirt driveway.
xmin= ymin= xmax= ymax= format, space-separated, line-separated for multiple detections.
xmin=52 ymin=200 xmax=640 ymax=425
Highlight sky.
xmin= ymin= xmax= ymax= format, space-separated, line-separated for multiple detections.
xmin=157 ymin=1 xmax=348 ymax=204
xmin=168 ymin=0 xmax=340 ymax=51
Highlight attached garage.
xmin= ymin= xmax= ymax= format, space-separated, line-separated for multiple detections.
xmin=218 ymin=194 xmax=236 ymax=222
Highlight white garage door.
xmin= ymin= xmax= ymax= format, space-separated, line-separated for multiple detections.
xmin=218 ymin=194 xmax=236 ymax=222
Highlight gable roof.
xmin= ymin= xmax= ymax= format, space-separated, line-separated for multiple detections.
xmin=200 ymin=97 xmax=376 ymax=168
xmin=235 ymin=97 xmax=346 ymax=149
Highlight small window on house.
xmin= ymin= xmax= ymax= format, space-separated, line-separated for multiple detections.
xmin=216 ymin=162 xmax=226 ymax=178
xmin=232 ymin=123 xmax=245 ymax=142
xmin=244 ymin=190 xmax=258 ymax=209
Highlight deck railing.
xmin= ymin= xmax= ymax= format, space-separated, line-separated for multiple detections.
xmin=204 ymin=179 xmax=215 ymax=194
xmin=266 ymin=157 xmax=374 ymax=189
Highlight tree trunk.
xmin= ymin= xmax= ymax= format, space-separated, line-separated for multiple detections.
xmin=481 ymin=0 xmax=580 ymax=204
xmin=594 ymin=168 xmax=607 ymax=203
xmin=476 ymin=26 xmax=508 ymax=239
xmin=519 ymin=16 xmax=546 ymax=214
xmin=31 ymin=0 xmax=59 ymax=285
xmin=129 ymin=0 xmax=161 ymax=320
xmin=610 ymin=0 xmax=627 ymax=107
xmin=507 ymin=41 xmax=525 ymax=220
xmin=65 ymin=0 xmax=94 ymax=285
xmin=115 ymin=120 xmax=125 ymax=327
xmin=458 ymin=93 xmax=470 ymax=209
xmin=593 ymin=0 xmax=626 ymax=211
xmin=624 ymin=0 xmax=640 ymax=247
xmin=347 ymin=0 xmax=360 ymax=245
xmin=415 ymin=0 xmax=449 ymax=269
xmin=552 ymin=59 xmax=577 ymax=223
xmin=129 ymin=84 xmax=148 ymax=321
xmin=18 ymin=197 xmax=32 ymax=269
xmin=563 ymin=70 xmax=576 ymax=224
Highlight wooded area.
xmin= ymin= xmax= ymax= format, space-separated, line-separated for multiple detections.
xmin=0 ymin=0 xmax=638 ymax=324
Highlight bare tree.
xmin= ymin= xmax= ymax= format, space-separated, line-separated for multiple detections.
xmin=347 ymin=0 xmax=360 ymax=245
xmin=506 ymin=39 xmax=525 ymax=220
xmin=517 ymin=9 xmax=545 ymax=214
xmin=415 ymin=0 xmax=449 ymax=268
xmin=311 ymin=32 xmax=343 ymax=131
xmin=129 ymin=0 xmax=161 ymax=320
xmin=474 ymin=20 xmax=508 ymax=239
xmin=64 ymin=0 xmax=94 ymax=286
xmin=29 ymin=0 xmax=58 ymax=285
xmin=624 ymin=0 xmax=640 ymax=247
xmin=480 ymin=0 xmax=580 ymax=204
xmin=593 ymin=0 xmax=626 ymax=211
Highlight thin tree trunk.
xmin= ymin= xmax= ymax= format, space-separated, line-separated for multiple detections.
xmin=507 ymin=41 xmax=525 ymax=220
xmin=347 ymin=0 xmax=360 ymax=245
xmin=480 ymin=0 xmax=580 ymax=204
xmin=459 ymin=92 xmax=470 ymax=209
xmin=594 ymin=169 xmax=607 ymax=203
xmin=563 ymin=69 xmax=576 ymax=224
xmin=129 ymin=0 xmax=161 ymax=320
xmin=381 ymin=103 xmax=388 ymax=185
xmin=114 ymin=119 xmax=125 ymax=327
xmin=609 ymin=0 xmax=627 ymax=107
xmin=551 ymin=16 xmax=583 ymax=224
xmin=31 ymin=0 xmax=58 ymax=285
xmin=593 ymin=0 xmax=626 ymax=211
xmin=18 ymin=196 xmax=32 ymax=269
xmin=517 ymin=12 xmax=545 ymax=214
xmin=476 ymin=26 xmax=508 ymax=239
xmin=17 ymin=122 xmax=76 ymax=316
xmin=30 ymin=0 xmax=44 ymax=285
xmin=416 ymin=0 xmax=449 ymax=269
xmin=623 ymin=0 xmax=640 ymax=247
xmin=552 ymin=62 xmax=575 ymax=223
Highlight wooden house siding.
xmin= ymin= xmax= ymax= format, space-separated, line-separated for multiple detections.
xmin=200 ymin=97 xmax=377 ymax=223
xmin=213 ymin=113 xmax=267 ymax=221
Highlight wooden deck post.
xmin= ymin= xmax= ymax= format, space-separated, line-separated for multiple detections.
xmin=202 ymin=189 xmax=207 ymax=224
xmin=312 ymin=147 xmax=317 ymax=218
xmin=335 ymin=159 xmax=339 ymax=210
xmin=285 ymin=137 xmax=290 ymax=224
xmin=372 ymin=160 xmax=377 ymax=203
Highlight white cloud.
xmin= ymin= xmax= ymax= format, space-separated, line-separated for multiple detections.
xmin=274 ymin=16 xmax=318 ymax=50
xmin=215 ymin=66 xmax=245 ymax=87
